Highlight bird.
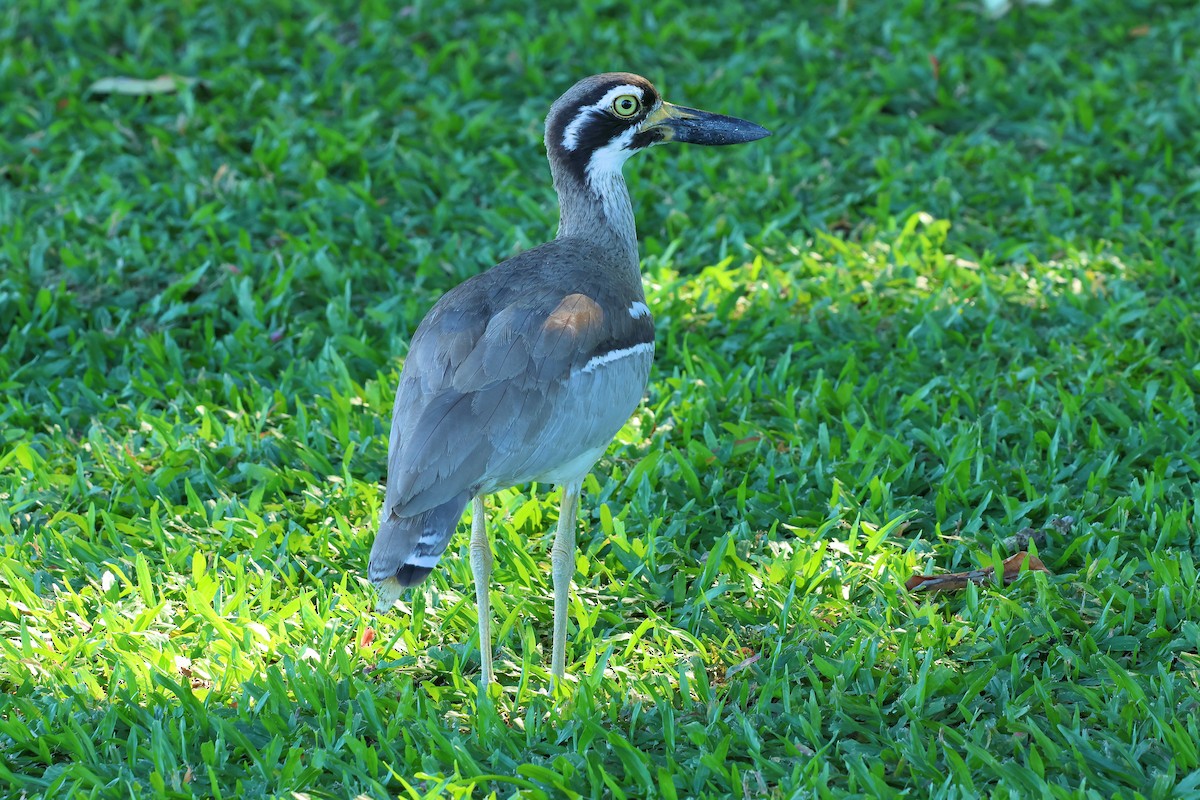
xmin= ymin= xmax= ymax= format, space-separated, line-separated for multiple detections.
xmin=369 ymin=72 xmax=769 ymax=685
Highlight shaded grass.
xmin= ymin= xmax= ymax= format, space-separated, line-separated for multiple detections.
xmin=3 ymin=0 xmax=1200 ymax=797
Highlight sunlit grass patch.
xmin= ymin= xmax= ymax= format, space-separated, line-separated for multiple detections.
xmin=3 ymin=0 xmax=1200 ymax=796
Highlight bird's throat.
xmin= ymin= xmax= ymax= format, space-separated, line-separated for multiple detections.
xmin=553 ymin=166 xmax=640 ymax=269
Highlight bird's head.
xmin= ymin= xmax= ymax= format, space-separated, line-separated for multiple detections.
xmin=544 ymin=72 xmax=770 ymax=185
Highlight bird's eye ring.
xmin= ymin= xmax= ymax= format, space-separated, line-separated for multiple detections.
xmin=612 ymin=94 xmax=640 ymax=118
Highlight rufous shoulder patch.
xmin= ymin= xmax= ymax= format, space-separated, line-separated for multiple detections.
xmin=544 ymin=293 xmax=604 ymax=334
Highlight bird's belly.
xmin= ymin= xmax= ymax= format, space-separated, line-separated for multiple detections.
xmin=484 ymin=343 xmax=653 ymax=490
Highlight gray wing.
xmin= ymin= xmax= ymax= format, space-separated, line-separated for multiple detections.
xmin=383 ymin=284 xmax=612 ymax=518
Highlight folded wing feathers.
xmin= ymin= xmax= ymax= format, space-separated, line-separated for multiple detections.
xmin=383 ymin=289 xmax=609 ymax=517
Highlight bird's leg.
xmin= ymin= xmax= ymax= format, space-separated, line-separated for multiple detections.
xmin=550 ymin=479 xmax=582 ymax=681
xmin=469 ymin=495 xmax=494 ymax=685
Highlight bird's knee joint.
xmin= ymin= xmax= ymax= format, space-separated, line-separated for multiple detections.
xmin=550 ymin=546 xmax=573 ymax=571
xmin=469 ymin=543 xmax=493 ymax=566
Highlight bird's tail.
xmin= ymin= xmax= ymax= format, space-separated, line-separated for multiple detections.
xmin=369 ymin=492 xmax=470 ymax=612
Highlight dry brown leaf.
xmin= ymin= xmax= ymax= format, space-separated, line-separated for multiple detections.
xmin=906 ymin=551 xmax=1051 ymax=593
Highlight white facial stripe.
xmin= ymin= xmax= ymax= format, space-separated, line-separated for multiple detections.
xmin=561 ymin=84 xmax=646 ymax=151
xmin=586 ymin=84 xmax=646 ymax=113
xmin=561 ymin=111 xmax=592 ymax=152
xmin=629 ymin=301 xmax=651 ymax=319
xmin=579 ymin=342 xmax=654 ymax=374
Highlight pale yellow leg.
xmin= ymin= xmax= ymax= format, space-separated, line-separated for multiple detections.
xmin=549 ymin=480 xmax=582 ymax=681
xmin=468 ymin=495 xmax=494 ymax=685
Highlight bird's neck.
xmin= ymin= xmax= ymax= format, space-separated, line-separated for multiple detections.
xmin=551 ymin=165 xmax=640 ymax=271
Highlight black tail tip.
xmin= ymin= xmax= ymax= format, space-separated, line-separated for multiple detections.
xmin=395 ymin=564 xmax=434 ymax=586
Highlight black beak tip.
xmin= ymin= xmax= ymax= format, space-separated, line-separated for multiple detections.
xmin=668 ymin=108 xmax=773 ymax=146
xmin=705 ymin=119 xmax=772 ymax=146
xmin=745 ymin=122 xmax=772 ymax=142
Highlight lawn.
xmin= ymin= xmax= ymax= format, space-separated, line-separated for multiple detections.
xmin=3 ymin=0 xmax=1200 ymax=797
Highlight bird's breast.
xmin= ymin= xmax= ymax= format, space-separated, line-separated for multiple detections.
xmin=484 ymin=338 xmax=654 ymax=491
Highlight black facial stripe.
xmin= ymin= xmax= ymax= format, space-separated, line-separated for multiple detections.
xmin=629 ymin=129 xmax=665 ymax=150
xmin=573 ymin=113 xmax=628 ymax=156
xmin=550 ymin=110 xmax=631 ymax=181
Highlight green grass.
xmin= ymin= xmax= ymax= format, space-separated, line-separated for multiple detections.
xmin=3 ymin=0 xmax=1200 ymax=797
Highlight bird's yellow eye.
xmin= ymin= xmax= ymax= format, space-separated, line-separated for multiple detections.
xmin=612 ymin=94 xmax=640 ymax=118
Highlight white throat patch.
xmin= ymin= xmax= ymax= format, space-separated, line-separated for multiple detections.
xmin=584 ymin=126 xmax=637 ymax=228
xmin=585 ymin=127 xmax=637 ymax=180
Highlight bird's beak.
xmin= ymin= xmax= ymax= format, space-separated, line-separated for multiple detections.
xmin=638 ymin=101 xmax=771 ymax=145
